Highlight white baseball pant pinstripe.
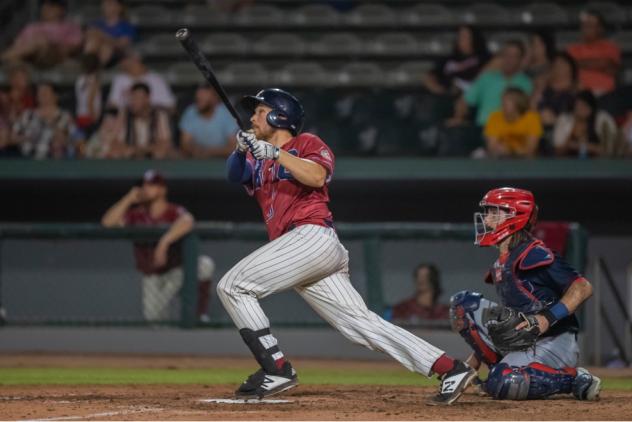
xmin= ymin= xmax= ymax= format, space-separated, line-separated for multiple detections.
xmin=217 ymin=224 xmax=445 ymax=376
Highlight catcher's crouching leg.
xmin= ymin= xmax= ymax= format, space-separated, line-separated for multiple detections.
xmin=450 ymin=290 xmax=501 ymax=366
xmin=485 ymin=363 xmax=576 ymax=400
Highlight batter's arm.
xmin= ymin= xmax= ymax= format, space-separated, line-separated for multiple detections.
xmin=277 ymin=150 xmax=327 ymax=188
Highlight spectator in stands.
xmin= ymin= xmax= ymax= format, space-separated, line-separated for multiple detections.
xmin=83 ymin=0 xmax=138 ymax=68
xmin=107 ymin=50 xmax=176 ymax=112
xmin=74 ymin=53 xmax=102 ymax=136
xmin=531 ymin=53 xmax=579 ymax=152
xmin=179 ymin=84 xmax=238 ymax=158
xmin=448 ymin=40 xmax=532 ymax=128
xmin=109 ymin=82 xmax=173 ymax=159
xmin=524 ymin=31 xmax=556 ymax=91
xmin=567 ymin=10 xmax=621 ymax=96
xmin=386 ymin=263 xmax=449 ymax=322
xmin=0 ymin=65 xmax=35 ymax=157
xmin=423 ymin=25 xmax=491 ymax=95
xmin=553 ymin=90 xmax=618 ymax=157
xmin=101 ymin=169 xmax=214 ymax=323
xmin=84 ymin=107 xmax=121 ymax=158
xmin=482 ymin=88 xmax=542 ymax=158
xmin=12 ymin=81 xmax=77 ymax=159
xmin=1 ymin=0 xmax=82 ymax=68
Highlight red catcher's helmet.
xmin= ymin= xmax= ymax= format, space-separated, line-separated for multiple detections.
xmin=474 ymin=187 xmax=538 ymax=246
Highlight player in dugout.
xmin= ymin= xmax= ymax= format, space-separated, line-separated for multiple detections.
xmin=101 ymin=170 xmax=213 ymax=323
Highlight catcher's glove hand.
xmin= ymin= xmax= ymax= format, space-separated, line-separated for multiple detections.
xmin=483 ymin=306 xmax=540 ymax=354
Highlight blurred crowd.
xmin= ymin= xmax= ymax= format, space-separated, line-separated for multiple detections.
xmin=1 ymin=0 xmax=631 ymax=159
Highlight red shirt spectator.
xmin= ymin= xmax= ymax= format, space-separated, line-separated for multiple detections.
xmin=389 ymin=264 xmax=449 ymax=321
xmin=567 ymin=10 xmax=621 ymax=96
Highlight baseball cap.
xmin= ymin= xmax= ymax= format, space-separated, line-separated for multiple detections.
xmin=142 ymin=169 xmax=166 ymax=186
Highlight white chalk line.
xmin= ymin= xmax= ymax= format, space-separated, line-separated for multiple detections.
xmin=18 ymin=406 xmax=163 ymax=421
xmin=199 ymin=398 xmax=294 ymax=404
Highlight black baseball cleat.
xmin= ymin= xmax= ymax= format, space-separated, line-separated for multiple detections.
xmin=235 ymin=361 xmax=298 ymax=400
xmin=427 ymin=360 xmax=477 ymax=406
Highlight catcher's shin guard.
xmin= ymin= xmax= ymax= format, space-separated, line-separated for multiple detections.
xmin=450 ymin=291 xmax=501 ymax=365
xmin=485 ymin=363 xmax=575 ymax=400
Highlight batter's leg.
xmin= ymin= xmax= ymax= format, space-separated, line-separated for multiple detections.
xmin=296 ymin=270 xmax=447 ymax=376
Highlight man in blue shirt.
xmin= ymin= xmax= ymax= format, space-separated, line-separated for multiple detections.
xmin=179 ymin=84 xmax=238 ymax=158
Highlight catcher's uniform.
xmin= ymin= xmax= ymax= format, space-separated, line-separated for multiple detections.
xmin=451 ymin=237 xmax=594 ymax=400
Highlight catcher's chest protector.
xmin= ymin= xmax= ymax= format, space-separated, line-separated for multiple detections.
xmin=487 ymin=240 xmax=553 ymax=314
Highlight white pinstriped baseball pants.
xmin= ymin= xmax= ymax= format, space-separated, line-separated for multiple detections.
xmin=217 ymin=224 xmax=444 ymax=376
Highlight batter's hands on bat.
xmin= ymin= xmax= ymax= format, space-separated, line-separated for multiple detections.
xmin=250 ymin=140 xmax=280 ymax=161
xmin=236 ymin=130 xmax=255 ymax=153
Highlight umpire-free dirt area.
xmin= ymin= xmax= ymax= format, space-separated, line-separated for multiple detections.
xmin=1 ymin=354 xmax=632 ymax=420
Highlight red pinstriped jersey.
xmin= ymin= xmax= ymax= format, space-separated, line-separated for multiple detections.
xmin=244 ymin=133 xmax=335 ymax=240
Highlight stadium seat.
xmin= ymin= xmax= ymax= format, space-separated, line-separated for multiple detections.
xmin=387 ymin=61 xmax=434 ymax=87
xmin=137 ymin=34 xmax=182 ymax=56
xmin=202 ymin=33 xmax=250 ymax=55
xmin=584 ymin=2 xmax=627 ymax=26
xmin=459 ymin=3 xmax=514 ymax=26
xmin=182 ymin=5 xmax=229 ymax=26
xmin=129 ymin=6 xmax=172 ymax=26
xmin=252 ymin=33 xmax=306 ymax=56
xmin=517 ymin=2 xmax=569 ymax=26
xmin=73 ymin=5 xmax=100 ymax=25
xmin=613 ymin=31 xmax=632 ymax=53
xmin=288 ymin=4 xmax=341 ymax=26
xmin=220 ymin=62 xmax=270 ymax=87
xmin=335 ymin=62 xmax=384 ymax=87
xmin=417 ymin=35 xmax=452 ymax=56
xmin=368 ymin=33 xmax=419 ymax=56
xmin=233 ymin=5 xmax=285 ymax=26
xmin=555 ymin=31 xmax=580 ymax=49
xmin=309 ymin=33 xmax=363 ymax=56
xmin=345 ymin=4 xmax=397 ymax=26
xmin=399 ymin=4 xmax=455 ymax=27
xmin=487 ymin=32 xmax=529 ymax=54
xmin=166 ymin=62 xmax=205 ymax=86
xmin=275 ymin=62 xmax=329 ymax=87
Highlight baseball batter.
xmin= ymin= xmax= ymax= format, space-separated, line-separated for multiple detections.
xmin=220 ymin=88 xmax=475 ymax=405
xmin=450 ymin=187 xmax=601 ymax=400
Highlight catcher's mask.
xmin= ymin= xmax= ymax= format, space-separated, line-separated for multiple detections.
xmin=474 ymin=187 xmax=538 ymax=246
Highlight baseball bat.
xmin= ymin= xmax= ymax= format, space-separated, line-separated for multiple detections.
xmin=175 ymin=28 xmax=247 ymax=130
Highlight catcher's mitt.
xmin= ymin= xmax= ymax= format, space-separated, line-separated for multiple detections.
xmin=483 ymin=306 xmax=540 ymax=354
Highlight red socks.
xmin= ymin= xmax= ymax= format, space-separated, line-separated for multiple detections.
xmin=431 ymin=354 xmax=456 ymax=376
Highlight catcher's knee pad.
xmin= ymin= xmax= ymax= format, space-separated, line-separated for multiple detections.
xmin=450 ymin=291 xmax=501 ymax=365
xmin=197 ymin=255 xmax=215 ymax=280
xmin=486 ymin=363 xmax=575 ymax=400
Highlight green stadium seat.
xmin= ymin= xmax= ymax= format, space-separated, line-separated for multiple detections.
xmin=584 ymin=2 xmax=627 ymax=26
xmin=399 ymin=4 xmax=455 ymax=27
xmin=336 ymin=63 xmax=384 ymax=87
xmin=182 ymin=5 xmax=229 ymax=26
xmin=202 ymin=33 xmax=250 ymax=55
xmin=129 ymin=6 xmax=172 ymax=26
xmin=233 ymin=5 xmax=285 ymax=26
xmin=459 ymin=3 xmax=515 ymax=26
xmin=309 ymin=33 xmax=363 ymax=56
xmin=288 ymin=4 xmax=342 ymax=26
xmin=252 ymin=33 xmax=306 ymax=56
xmin=137 ymin=34 xmax=182 ymax=57
xmin=220 ymin=62 xmax=270 ymax=87
xmin=518 ymin=3 xmax=569 ymax=26
xmin=345 ymin=4 xmax=397 ymax=26
xmin=386 ymin=61 xmax=434 ymax=87
xmin=275 ymin=62 xmax=329 ymax=87
xmin=166 ymin=63 xmax=205 ymax=86
xmin=368 ymin=33 xmax=419 ymax=56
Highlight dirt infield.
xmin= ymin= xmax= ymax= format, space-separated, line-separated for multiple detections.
xmin=1 ymin=354 xmax=632 ymax=420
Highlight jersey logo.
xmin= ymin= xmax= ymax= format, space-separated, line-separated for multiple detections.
xmin=320 ymin=149 xmax=331 ymax=161
xmin=278 ymin=149 xmax=298 ymax=181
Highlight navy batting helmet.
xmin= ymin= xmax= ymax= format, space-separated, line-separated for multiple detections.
xmin=240 ymin=88 xmax=304 ymax=135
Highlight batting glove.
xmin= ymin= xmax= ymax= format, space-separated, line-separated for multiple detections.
xmin=236 ymin=130 xmax=256 ymax=153
xmin=250 ymin=140 xmax=280 ymax=161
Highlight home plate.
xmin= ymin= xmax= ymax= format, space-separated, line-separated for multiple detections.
xmin=199 ymin=398 xmax=294 ymax=404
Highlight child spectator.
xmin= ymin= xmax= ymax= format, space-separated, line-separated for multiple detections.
xmin=179 ymin=84 xmax=238 ymax=158
xmin=74 ymin=54 xmax=103 ymax=136
xmin=423 ymin=25 xmax=491 ymax=95
xmin=12 ymin=81 xmax=76 ymax=159
xmin=567 ymin=10 xmax=621 ymax=96
xmin=2 ymin=0 xmax=82 ymax=68
xmin=483 ymin=88 xmax=542 ymax=158
xmin=554 ymin=90 xmax=618 ymax=157
xmin=83 ymin=0 xmax=138 ymax=67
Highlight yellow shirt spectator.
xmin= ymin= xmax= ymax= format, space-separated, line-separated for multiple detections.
xmin=484 ymin=88 xmax=542 ymax=157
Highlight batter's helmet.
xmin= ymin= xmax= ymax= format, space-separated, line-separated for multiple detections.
xmin=474 ymin=187 xmax=538 ymax=246
xmin=240 ymin=88 xmax=304 ymax=135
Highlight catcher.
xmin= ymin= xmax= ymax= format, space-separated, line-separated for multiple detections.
xmin=450 ymin=187 xmax=601 ymax=401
